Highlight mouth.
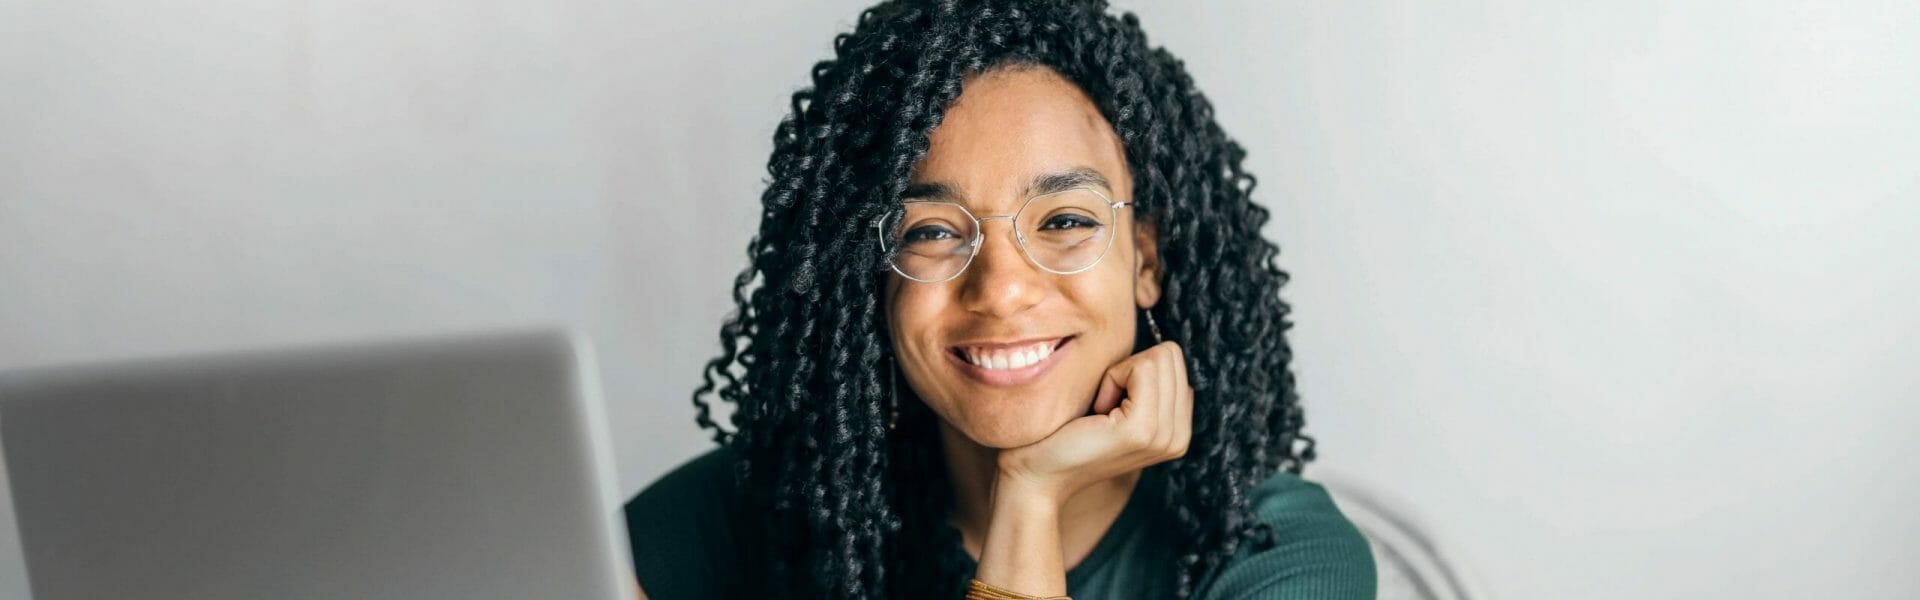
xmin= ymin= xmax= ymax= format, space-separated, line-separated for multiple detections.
xmin=946 ymin=335 xmax=1074 ymax=387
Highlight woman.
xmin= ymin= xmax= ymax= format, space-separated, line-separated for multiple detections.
xmin=625 ymin=1 xmax=1375 ymax=598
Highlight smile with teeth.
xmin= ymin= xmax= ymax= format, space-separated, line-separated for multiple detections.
xmin=956 ymin=338 xmax=1064 ymax=370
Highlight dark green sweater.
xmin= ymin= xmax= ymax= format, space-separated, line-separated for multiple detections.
xmin=624 ymin=448 xmax=1375 ymax=599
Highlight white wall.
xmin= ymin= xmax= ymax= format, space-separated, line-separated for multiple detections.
xmin=2 ymin=1 xmax=1914 ymax=598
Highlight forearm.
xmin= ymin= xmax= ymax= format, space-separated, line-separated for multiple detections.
xmin=972 ymin=478 xmax=1067 ymax=596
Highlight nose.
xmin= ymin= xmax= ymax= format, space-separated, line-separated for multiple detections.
xmin=957 ymin=218 xmax=1045 ymax=318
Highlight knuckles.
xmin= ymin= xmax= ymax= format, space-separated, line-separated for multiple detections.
xmin=1157 ymin=341 xmax=1185 ymax=362
xmin=1096 ymin=342 xmax=1197 ymax=465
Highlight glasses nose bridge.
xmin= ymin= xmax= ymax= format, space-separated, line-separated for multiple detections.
xmin=969 ymin=212 xmax=1029 ymax=255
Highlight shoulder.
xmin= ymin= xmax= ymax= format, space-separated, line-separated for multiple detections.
xmin=623 ymin=447 xmax=745 ymax=600
xmin=626 ymin=446 xmax=738 ymax=518
xmin=1196 ymin=470 xmax=1378 ymax=599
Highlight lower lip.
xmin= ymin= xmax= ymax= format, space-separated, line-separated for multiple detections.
xmin=948 ymin=337 xmax=1073 ymax=387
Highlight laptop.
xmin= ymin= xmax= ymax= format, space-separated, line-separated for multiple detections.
xmin=0 ymin=328 xmax=634 ymax=600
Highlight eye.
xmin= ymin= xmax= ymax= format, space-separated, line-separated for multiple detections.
xmin=1040 ymin=214 xmax=1100 ymax=231
xmin=903 ymin=224 xmax=962 ymax=243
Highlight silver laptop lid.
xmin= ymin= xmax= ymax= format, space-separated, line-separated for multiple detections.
xmin=0 ymin=328 xmax=630 ymax=600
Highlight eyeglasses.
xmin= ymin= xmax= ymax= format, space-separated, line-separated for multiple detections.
xmin=874 ymin=186 xmax=1132 ymax=284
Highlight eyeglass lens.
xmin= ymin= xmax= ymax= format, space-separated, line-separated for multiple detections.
xmin=879 ymin=188 xmax=1118 ymax=282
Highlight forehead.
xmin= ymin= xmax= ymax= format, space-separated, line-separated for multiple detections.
xmin=910 ymin=66 xmax=1131 ymax=210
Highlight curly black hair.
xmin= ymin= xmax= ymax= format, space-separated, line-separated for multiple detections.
xmin=687 ymin=0 xmax=1312 ymax=597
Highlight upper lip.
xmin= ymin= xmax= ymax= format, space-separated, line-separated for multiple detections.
xmin=948 ymin=335 xmax=1072 ymax=351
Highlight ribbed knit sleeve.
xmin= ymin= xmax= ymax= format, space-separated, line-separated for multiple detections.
xmin=1195 ymin=472 xmax=1378 ymax=599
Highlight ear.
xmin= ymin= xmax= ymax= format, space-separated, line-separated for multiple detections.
xmin=1133 ymin=219 xmax=1162 ymax=309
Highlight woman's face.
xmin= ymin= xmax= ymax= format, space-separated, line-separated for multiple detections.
xmin=884 ymin=66 xmax=1161 ymax=449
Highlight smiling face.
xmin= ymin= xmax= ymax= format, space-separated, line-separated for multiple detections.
xmin=884 ymin=66 xmax=1161 ymax=449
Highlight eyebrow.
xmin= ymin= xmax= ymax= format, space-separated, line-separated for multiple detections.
xmin=900 ymin=167 xmax=1113 ymax=205
xmin=1026 ymin=167 xmax=1112 ymax=198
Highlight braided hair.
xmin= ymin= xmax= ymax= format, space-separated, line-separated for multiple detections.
xmin=688 ymin=1 xmax=1312 ymax=597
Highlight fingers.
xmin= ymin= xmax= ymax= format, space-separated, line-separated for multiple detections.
xmin=1097 ymin=342 xmax=1191 ymax=463
xmin=1147 ymin=341 xmax=1190 ymax=460
xmin=1091 ymin=360 xmax=1128 ymax=415
xmin=1153 ymin=343 xmax=1175 ymax=450
xmin=1171 ymin=344 xmax=1192 ymax=458
xmin=1113 ymin=353 xmax=1158 ymax=447
xmin=1157 ymin=342 xmax=1190 ymax=460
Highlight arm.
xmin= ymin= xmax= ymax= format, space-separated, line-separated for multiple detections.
xmin=972 ymin=341 xmax=1194 ymax=596
xmin=973 ymin=477 xmax=1069 ymax=594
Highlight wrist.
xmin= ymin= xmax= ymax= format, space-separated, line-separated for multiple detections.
xmin=992 ymin=470 xmax=1067 ymax=514
xmin=976 ymin=473 xmax=1068 ymax=596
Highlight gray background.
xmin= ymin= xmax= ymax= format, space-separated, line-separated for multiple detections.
xmin=2 ymin=0 xmax=1915 ymax=598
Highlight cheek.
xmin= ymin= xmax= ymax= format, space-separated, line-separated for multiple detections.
xmin=884 ymin=286 xmax=947 ymax=380
xmin=1064 ymin=264 xmax=1141 ymax=353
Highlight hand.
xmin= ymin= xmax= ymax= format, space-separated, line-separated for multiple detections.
xmin=994 ymin=341 xmax=1194 ymax=506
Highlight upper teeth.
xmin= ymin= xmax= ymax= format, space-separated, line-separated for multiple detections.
xmin=962 ymin=340 xmax=1057 ymax=370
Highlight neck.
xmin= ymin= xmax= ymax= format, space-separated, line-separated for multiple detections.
xmin=938 ymin=421 xmax=1142 ymax=569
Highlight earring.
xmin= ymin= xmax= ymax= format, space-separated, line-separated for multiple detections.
xmin=1144 ymin=308 xmax=1164 ymax=344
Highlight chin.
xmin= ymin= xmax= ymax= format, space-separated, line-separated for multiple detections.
xmin=956 ymin=410 xmax=1074 ymax=449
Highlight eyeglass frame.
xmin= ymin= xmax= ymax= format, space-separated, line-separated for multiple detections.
xmin=872 ymin=185 xmax=1134 ymax=284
